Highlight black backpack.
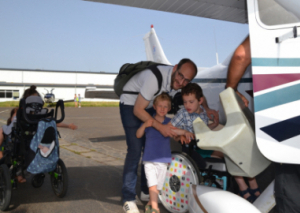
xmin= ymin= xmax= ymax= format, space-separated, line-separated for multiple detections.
xmin=114 ymin=61 xmax=168 ymax=97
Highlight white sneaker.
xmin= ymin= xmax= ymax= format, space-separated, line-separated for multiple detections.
xmin=140 ymin=192 xmax=161 ymax=203
xmin=123 ymin=201 xmax=140 ymax=213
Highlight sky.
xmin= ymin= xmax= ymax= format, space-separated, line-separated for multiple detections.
xmin=0 ymin=0 xmax=249 ymax=73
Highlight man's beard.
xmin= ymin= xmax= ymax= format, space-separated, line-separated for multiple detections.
xmin=170 ymin=70 xmax=177 ymax=90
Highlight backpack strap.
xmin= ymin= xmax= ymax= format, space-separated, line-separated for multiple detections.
xmin=122 ymin=64 xmax=164 ymax=96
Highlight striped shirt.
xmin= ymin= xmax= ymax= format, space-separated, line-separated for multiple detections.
xmin=171 ymin=106 xmax=208 ymax=133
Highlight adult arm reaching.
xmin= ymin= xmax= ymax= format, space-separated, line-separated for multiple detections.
xmin=225 ymin=36 xmax=251 ymax=107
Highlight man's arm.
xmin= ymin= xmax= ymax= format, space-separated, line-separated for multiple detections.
xmin=134 ymin=94 xmax=177 ymax=137
xmin=226 ymin=36 xmax=251 ymax=107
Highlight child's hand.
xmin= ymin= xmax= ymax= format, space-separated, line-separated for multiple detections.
xmin=144 ymin=119 xmax=154 ymax=128
xmin=69 ymin=123 xmax=78 ymax=130
xmin=180 ymin=135 xmax=188 ymax=144
xmin=184 ymin=131 xmax=194 ymax=142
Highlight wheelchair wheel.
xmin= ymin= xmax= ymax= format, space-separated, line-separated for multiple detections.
xmin=50 ymin=159 xmax=68 ymax=198
xmin=31 ymin=173 xmax=45 ymax=188
xmin=0 ymin=164 xmax=11 ymax=211
xmin=159 ymin=152 xmax=201 ymax=213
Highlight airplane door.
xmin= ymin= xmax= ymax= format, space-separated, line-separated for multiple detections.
xmin=247 ymin=0 xmax=300 ymax=164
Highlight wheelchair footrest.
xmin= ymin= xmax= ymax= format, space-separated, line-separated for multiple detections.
xmin=201 ymin=172 xmax=228 ymax=191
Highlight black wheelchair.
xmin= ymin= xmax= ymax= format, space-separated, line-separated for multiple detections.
xmin=158 ymin=92 xmax=238 ymax=213
xmin=0 ymin=96 xmax=68 ymax=211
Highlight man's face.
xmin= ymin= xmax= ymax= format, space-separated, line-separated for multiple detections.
xmin=171 ymin=63 xmax=196 ymax=90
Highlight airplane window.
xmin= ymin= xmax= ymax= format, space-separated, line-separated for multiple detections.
xmin=257 ymin=0 xmax=300 ymax=26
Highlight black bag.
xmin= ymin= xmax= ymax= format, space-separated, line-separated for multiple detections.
xmin=114 ymin=61 xmax=168 ymax=97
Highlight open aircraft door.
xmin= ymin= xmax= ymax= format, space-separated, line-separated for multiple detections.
xmin=247 ymin=0 xmax=300 ymax=164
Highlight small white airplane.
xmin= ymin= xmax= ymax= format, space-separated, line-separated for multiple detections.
xmin=89 ymin=24 xmax=253 ymax=125
xmin=143 ymin=25 xmax=253 ymax=124
xmin=43 ymin=88 xmax=55 ymax=104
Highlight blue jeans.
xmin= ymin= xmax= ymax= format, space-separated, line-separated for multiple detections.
xmin=120 ymin=103 xmax=154 ymax=203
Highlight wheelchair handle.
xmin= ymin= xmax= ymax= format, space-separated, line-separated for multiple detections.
xmin=55 ymin=99 xmax=65 ymax=124
xmin=21 ymin=99 xmax=53 ymax=124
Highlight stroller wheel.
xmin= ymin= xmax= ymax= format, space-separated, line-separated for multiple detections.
xmin=159 ymin=152 xmax=201 ymax=213
xmin=0 ymin=164 xmax=12 ymax=211
xmin=31 ymin=173 xmax=45 ymax=188
xmin=50 ymin=159 xmax=68 ymax=198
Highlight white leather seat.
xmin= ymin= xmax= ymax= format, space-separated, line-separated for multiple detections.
xmin=193 ymin=88 xmax=271 ymax=177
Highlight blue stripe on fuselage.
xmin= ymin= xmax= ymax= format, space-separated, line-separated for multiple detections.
xmin=254 ymin=83 xmax=300 ymax=112
xmin=252 ymin=58 xmax=300 ymax=67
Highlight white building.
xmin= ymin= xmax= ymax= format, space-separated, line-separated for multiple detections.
xmin=0 ymin=68 xmax=118 ymax=102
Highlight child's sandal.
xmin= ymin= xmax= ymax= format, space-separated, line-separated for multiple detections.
xmin=249 ymin=188 xmax=261 ymax=202
xmin=239 ymin=188 xmax=255 ymax=203
xmin=145 ymin=204 xmax=151 ymax=213
xmin=150 ymin=208 xmax=159 ymax=213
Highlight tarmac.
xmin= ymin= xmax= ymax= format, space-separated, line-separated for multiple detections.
xmin=0 ymin=107 xmax=277 ymax=213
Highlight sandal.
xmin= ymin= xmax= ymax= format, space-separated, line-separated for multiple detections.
xmin=249 ymin=188 xmax=261 ymax=202
xmin=150 ymin=208 xmax=159 ymax=213
xmin=145 ymin=204 xmax=151 ymax=213
xmin=239 ymin=188 xmax=255 ymax=203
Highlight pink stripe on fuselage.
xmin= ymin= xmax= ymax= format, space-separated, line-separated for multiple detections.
xmin=253 ymin=74 xmax=300 ymax=93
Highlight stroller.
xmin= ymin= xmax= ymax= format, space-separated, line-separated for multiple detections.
xmin=0 ymin=96 xmax=68 ymax=211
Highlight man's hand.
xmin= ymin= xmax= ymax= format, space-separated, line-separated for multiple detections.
xmin=236 ymin=91 xmax=249 ymax=107
xmin=206 ymin=109 xmax=219 ymax=125
xmin=159 ymin=124 xmax=178 ymax=138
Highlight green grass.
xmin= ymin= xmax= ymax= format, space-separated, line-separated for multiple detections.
xmin=64 ymin=101 xmax=119 ymax=107
xmin=0 ymin=101 xmax=119 ymax=108
xmin=0 ymin=101 xmax=20 ymax=107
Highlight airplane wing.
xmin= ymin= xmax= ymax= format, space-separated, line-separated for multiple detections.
xmin=84 ymin=0 xmax=248 ymax=24
xmin=60 ymin=99 xmax=74 ymax=103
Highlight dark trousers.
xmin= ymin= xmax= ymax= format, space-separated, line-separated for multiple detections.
xmin=119 ymin=103 xmax=154 ymax=203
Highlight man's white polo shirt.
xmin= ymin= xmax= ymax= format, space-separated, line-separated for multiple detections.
xmin=120 ymin=65 xmax=174 ymax=108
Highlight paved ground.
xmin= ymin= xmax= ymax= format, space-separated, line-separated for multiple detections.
xmin=0 ymin=107 xmax=277 ymax=213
